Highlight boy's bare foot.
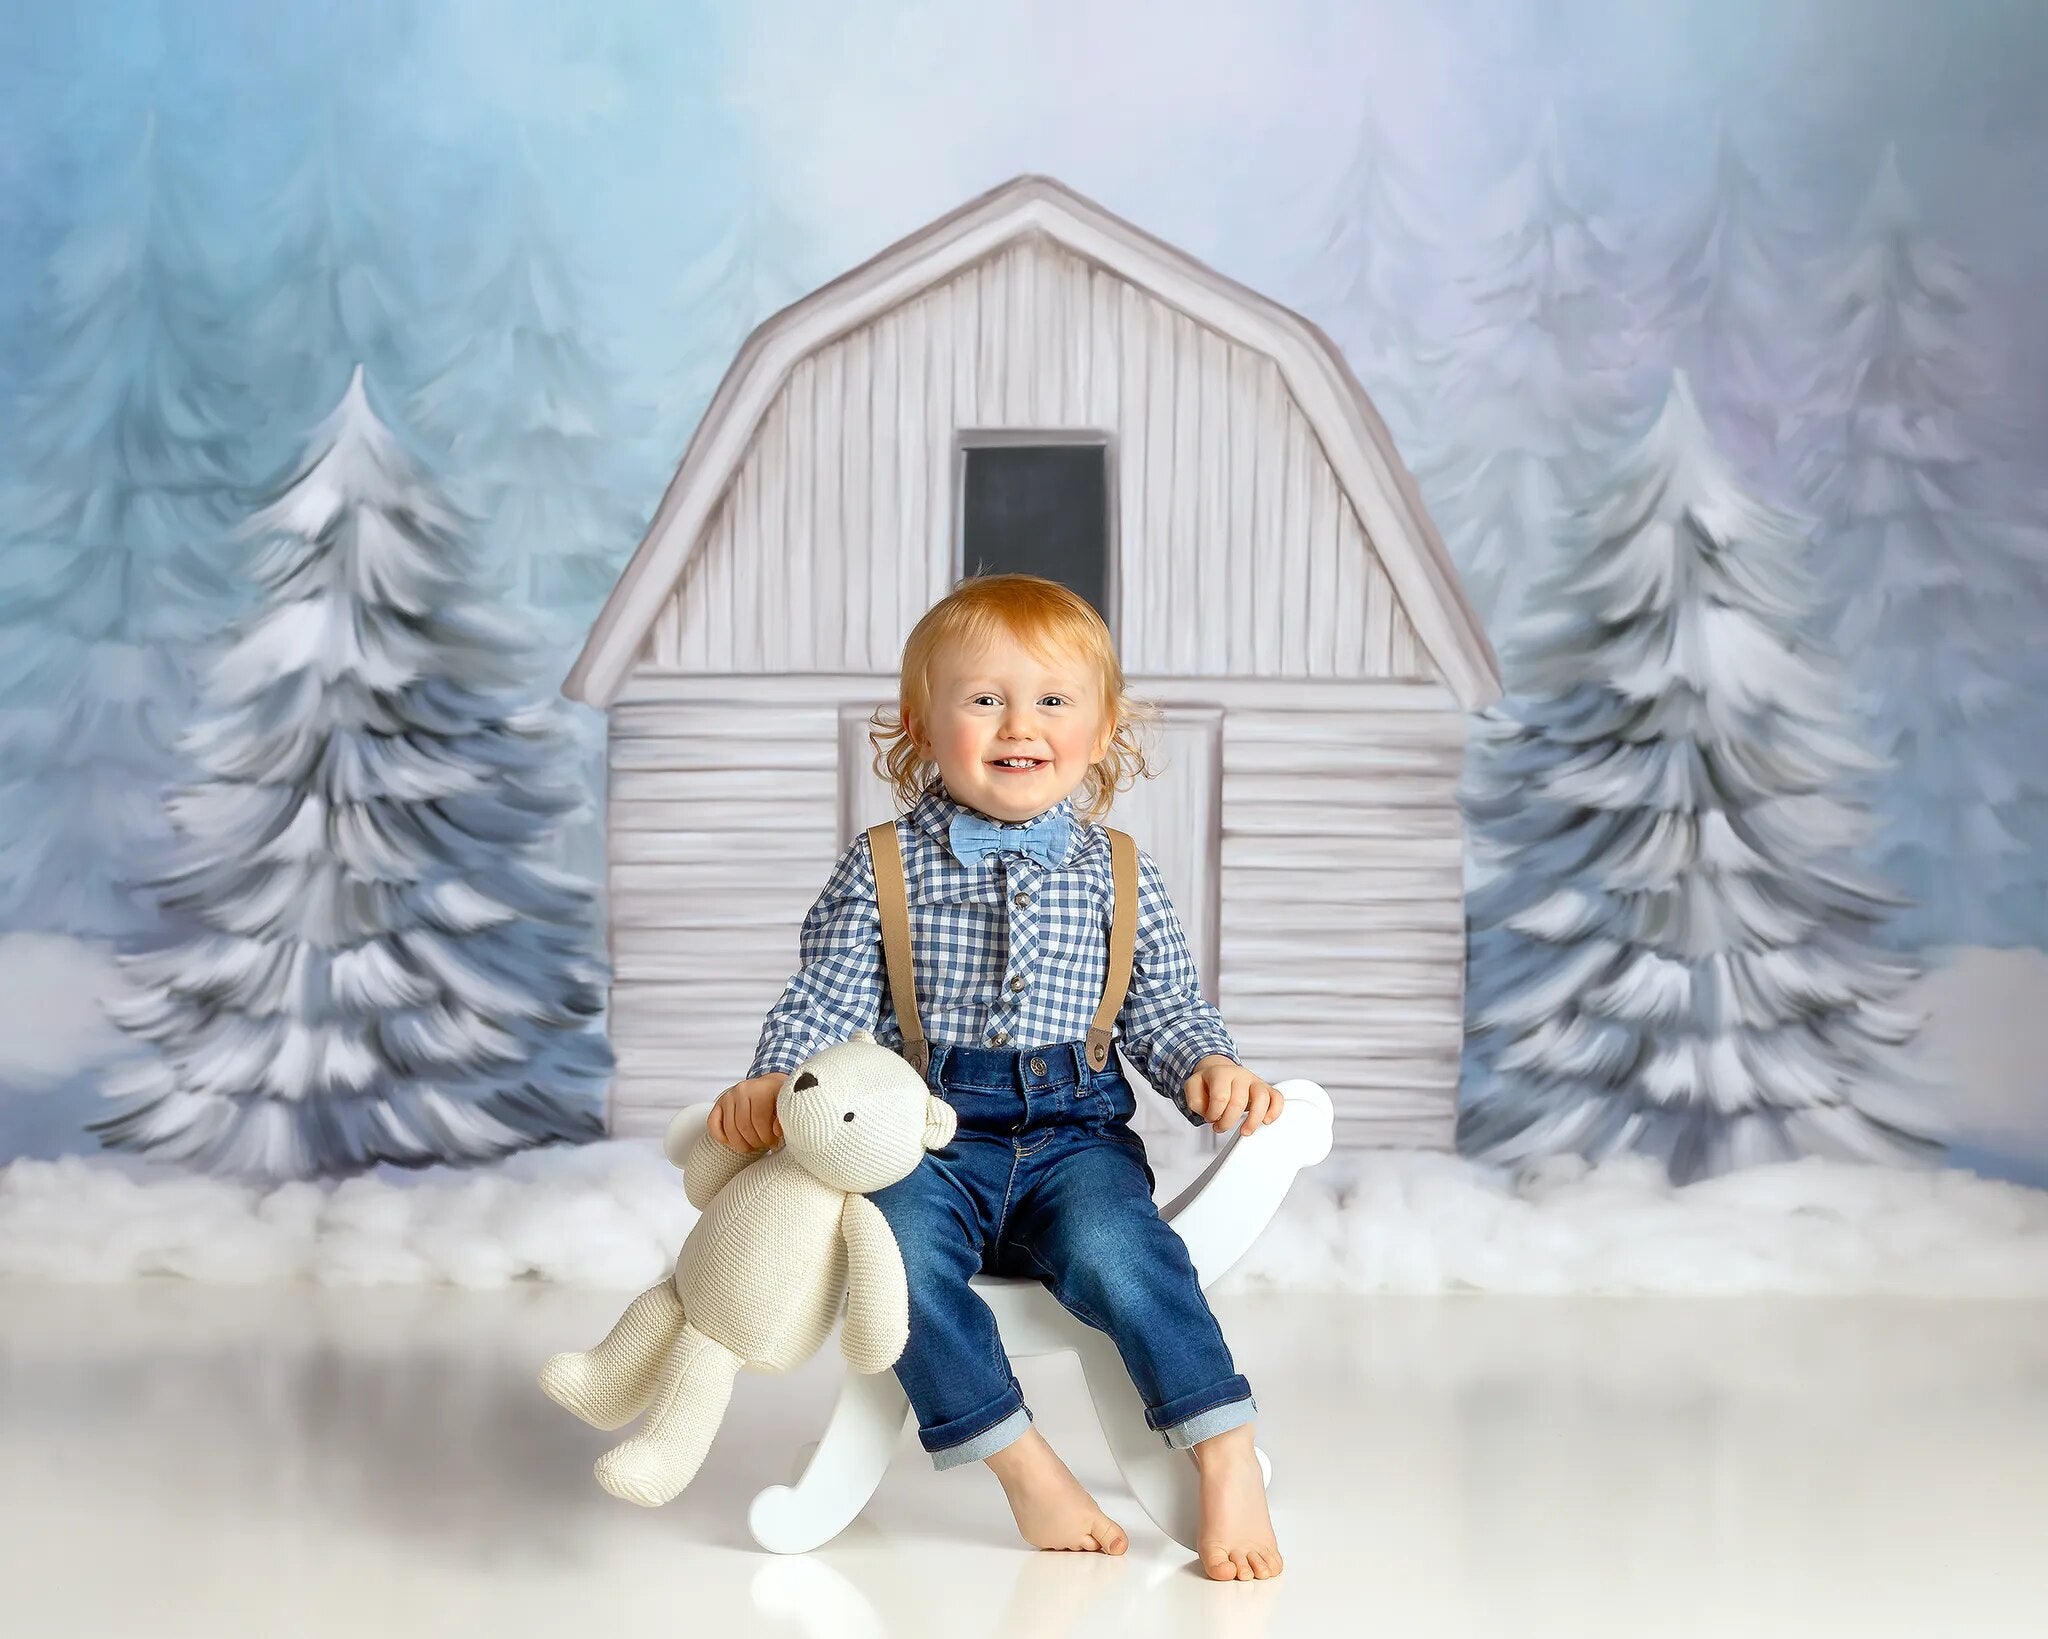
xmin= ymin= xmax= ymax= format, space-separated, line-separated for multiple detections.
xmin=1191 ymin=1424 xmax=1283 ymax=1580
xmin=984 ymin=1426 xmax=1130 ymax=1554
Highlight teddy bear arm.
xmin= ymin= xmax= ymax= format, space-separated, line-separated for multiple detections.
xmin=681 ymin=1128 xmax=762 ymax=1210
xmin=837 ymin=1193 xmax=910 ymax=1373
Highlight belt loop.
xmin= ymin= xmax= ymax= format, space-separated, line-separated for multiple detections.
xmin=1066 ymin=1041 xmax=1090 ymax=1083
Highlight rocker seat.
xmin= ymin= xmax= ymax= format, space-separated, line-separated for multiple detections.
xmin=665 ymin=1078 xmax=1334 ymax=1554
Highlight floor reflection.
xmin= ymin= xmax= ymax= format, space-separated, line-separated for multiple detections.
xmin=0 ymin=1281 xmax=2042 ymax=1637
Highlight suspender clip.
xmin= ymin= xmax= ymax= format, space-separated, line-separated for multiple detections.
xmin=866 ymin=821 xmax=1138 ymax=1080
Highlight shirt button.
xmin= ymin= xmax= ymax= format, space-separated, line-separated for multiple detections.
xmin=1013 ymin=891 xmax=1030 ymax=908
xmin=989 ymin=1030 xmax=1010 ymax=1046
xmin=1008 ymin=975 xmax=1026 ymax=993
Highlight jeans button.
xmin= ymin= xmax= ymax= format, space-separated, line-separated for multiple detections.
xmin=1028 ymin=1055 xmax=1047 ymax=1077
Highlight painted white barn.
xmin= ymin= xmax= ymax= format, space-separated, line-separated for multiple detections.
xmin=565 ymin=175 xmax=1501 ymax=1156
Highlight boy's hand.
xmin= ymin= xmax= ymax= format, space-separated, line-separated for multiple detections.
xmin=1183 ymin=1055 xmax=1285 ymax=1134
xmin=708 ymin=1072 xmax=789 ymax=1153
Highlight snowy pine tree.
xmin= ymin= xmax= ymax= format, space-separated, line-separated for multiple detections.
xmin=1297 ymin=110 xmax=1452 ymax=451
xmin=0 ymin=110 xmax=256 ymax=941
xmin=656 ymin=182 xmax=813 ymax=463
xmin=1640 ymin=120 xmax=1817 ymax=494
xmin=408 ymin=137 xmax=643 ymax=629
xmin=1788 ymin=146 xmax=2048 ymax=949
xmin=93 ymin=367 xmax=609 ymax=1180
xmin=1461 ymin=372 xmax=1938 ymax=1186
xmin=1413 ymin=105 xmax=1638 ymax=649
xmin=240 ymin=86 xmax=423 ymax=478
xmin=407 ymin=138 xmax=645 ymax=888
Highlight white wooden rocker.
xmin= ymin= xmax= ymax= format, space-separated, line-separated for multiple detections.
xmin=662 ymin=1075 xmax=1333 ymax=1554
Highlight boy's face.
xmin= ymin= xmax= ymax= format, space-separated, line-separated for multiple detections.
xmin=911 ymin=631 xmax=1113 ymax=823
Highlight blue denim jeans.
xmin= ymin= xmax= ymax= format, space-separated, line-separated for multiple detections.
xmin=866 ymin=1040 xmax=1257 ymax=1470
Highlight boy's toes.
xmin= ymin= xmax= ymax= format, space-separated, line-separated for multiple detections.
xmin=1202 ymin=1544 xmax=1282 ymax=1581
xmin=1092 ymin=1516 xmax=1129 ymax=1555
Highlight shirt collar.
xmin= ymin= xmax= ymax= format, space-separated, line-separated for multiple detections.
xmin=907 ymin=782 xmax=1085 ymax=869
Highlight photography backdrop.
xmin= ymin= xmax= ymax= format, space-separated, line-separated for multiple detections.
xmin=0 ymin=0 xmax=2042 ymax=1180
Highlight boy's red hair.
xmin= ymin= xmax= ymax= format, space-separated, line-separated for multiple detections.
xmin=869 ymin=574 xmax=1156 ymax=824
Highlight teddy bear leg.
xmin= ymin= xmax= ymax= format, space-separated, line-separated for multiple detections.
xmin=593 ymin=1324 xmax=744 ymax=1507
xmin=539 ymin=1279 xmax=688 ymax=1431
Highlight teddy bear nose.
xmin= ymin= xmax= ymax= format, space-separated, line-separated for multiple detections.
xmin=842 ymin=1111 xmax=855 ymax=1122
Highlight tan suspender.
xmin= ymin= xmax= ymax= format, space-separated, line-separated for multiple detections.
xmin=864 ymin=821 xmax=1137 ymax=1078
xmin=866 ymin=821 xmax=928 ymax=1075
xmin=1086 ymin=829 xmax=1138 ymax=1071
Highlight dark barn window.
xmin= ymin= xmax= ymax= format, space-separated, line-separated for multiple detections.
xmin=958 ymin=440 xmax=1111 ymax=631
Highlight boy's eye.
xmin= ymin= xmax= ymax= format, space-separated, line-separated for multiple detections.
xmin=1039 ymin=696 xmax=1069 ymax=708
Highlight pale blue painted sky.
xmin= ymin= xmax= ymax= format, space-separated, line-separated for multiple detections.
xmin=2 ymin=0 xmax=2046 ymax=445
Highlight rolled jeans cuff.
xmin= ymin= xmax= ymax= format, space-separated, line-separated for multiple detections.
xmin=928 ymin=1404 xmax=1033 ymax=1471
xmin=1160 ymin=1393 xmax=1258 ymax=1451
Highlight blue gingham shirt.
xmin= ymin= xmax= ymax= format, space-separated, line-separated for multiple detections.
xmin=748 ymin=784 xmax=1236 ymax=1124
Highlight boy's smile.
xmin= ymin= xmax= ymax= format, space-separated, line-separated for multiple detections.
xmin=911 ymin=633 xmax=1112 ymax=824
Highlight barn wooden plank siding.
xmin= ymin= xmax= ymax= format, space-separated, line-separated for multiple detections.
xmin=569 ymin=176 xmax=1500 ymax=1159
xmin=650 ymin=234 xmax=1432 ymax=682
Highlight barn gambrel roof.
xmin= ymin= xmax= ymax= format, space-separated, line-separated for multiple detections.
xmin=566 ymin=174 xmax=1501 ymax=710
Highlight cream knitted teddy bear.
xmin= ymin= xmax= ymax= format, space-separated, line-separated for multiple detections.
xmin=539 ymin=1031 xmax=957 ymax=1507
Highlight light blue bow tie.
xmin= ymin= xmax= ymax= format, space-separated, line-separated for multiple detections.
xmin=948 ymin=808 xmax=1073 ymax=869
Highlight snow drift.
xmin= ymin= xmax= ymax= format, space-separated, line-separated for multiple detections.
xmin=3 ymin=1137 xmax=2041 ymax=1298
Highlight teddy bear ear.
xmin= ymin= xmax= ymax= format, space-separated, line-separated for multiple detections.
xmin=923 ymin=1094 xmax=958 ymax=1152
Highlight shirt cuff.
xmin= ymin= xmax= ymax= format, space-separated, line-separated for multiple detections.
xmin=747 ymin=1035 xmax=816 ymax=1080
xmin=1144 ymin=1023 xmax=1238 ymax=1124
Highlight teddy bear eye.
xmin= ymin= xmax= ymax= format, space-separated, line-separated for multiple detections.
xmin=793 ymin=1072 xmax=818 ymax=1092
xmin=842 ymin=1111 xmax=855 ymax=1122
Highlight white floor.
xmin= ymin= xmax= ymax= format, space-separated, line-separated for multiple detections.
xmin=1 ymin=1281 xmax=2043 ymax=1639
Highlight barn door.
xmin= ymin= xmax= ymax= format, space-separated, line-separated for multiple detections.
xmin=1094 ymin=707 xmax=1222 ymax=1156
xmin=836 ymin=704 xmax=1222 ymax=1157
